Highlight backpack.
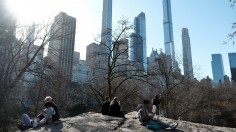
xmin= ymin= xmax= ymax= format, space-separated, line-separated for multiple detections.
xmin=152 ymin=98 xmax=160 ymax=106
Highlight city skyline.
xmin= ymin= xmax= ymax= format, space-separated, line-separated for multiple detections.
xmin=7 ymin=0 xmax=235 ymax=80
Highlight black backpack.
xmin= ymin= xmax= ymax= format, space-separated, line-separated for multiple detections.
xmin=152 ymin=98 xmax=160 ymax=106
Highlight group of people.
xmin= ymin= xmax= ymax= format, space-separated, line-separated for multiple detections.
xmin=18 ymin=95 xmax=177 ymax=130
xmin=102 ymin=95 xmax=177 ymax=130
xmin=152 ymin=94 xmax=165 ymax=116
xmin=18 ymin=96 xmax=60 ymax=131
xmin=101 ymin=96 xmax=125 ymax=117
xmin=137 ymin=99 xmax=178 ymax=130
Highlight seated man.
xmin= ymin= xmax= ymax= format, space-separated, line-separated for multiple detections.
xmin=101 ymin=96 xmax=110 ymax=115
xmin=137 ymin=100 xmax=178 ymax=130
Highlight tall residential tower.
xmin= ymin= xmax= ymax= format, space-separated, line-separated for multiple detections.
xmin=211 ymin=54 xmax=225 ymax=83
xmin=182 ymin=28 xmax=193 ymax=78
xmin=47 ymin=12 xmax=76 ymax=82
xmin=130 ymin=12 xmax=147 ymax=72
xmin=163 ymin=0 xmax=175 ymax=60
xmin=101 ymin=0 xmax=112 ymax=52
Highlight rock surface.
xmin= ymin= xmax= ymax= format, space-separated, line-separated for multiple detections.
xmin=22 ymin=112 xmax=236 ymax=132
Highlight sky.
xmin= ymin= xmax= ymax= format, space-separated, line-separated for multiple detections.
xmin=7 ymin=0 xmax=236 ymax=80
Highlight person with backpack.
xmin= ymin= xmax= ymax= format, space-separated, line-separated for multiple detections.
xmin=101 ymin=96 xmax=110 ymax=115
xmin=159 ymin=93 xmax=165 ymax=117
xmin=41 ymin=96 xmax=60 ymax=122
xmin=152 ymin=94 xmax=160 ymax=115
xmin=18 ymin=100 xmax=56 ymax=130
xmin=109 ymin=97 xmax=125 ymax=117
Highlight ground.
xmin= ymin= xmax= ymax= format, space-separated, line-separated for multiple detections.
xmin=19 ymin=112 xmax=236 ymax=132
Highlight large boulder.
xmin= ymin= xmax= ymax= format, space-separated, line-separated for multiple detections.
xmin=22 ymin=111 xmax=236 ymax=132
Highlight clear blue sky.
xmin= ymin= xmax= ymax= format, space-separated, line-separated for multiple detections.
xmin=9 ymin=0 xmax=235 ymax=79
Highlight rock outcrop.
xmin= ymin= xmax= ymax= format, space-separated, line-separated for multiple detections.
xmin=22 ymin=112 xmax=236 ymax=132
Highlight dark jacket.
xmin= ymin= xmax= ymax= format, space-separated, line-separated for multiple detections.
xmin=101 ymin=101 xmax=110 ymax=115
xmin=109 ymin=102 xmax=124 ymax=117
xmin=48 ymin=102 xmax=60 ymax=122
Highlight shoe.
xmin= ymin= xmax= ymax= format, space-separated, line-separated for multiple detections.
xmin=17 ymin=123 xmax=28 ymax=131
xmin=170 ymin=122 xmax=178 ymax=130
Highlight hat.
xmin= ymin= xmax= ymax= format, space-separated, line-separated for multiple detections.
xmin=44 ymin=96 xmax=52 ymax=103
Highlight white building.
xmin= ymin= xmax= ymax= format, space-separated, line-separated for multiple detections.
xmin=47 ymin=12 xmax=76 ymax=82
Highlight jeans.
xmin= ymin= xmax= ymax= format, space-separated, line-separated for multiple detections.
xmin=145 ymin=118 xmax=171 ymax=129
xmin=22 ymin=113 xmax=32 ymax=127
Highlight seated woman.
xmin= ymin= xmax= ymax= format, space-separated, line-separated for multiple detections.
xmin=18 ymin=101 xmax=55 ymax=130
xmin=137 ymin=100 xmax=178 ymax=130
xmin=109 ymin=97 xmax=124 ymax=117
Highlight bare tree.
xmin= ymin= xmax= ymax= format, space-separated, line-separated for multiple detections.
xmin=147 ymin=52 xmax=199 ymax=118
xmin=86 ymin=18 xmax=148 ymax=107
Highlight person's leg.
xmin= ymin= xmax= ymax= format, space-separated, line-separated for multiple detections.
xmin=22 ymin=114 xmax=32 ymax=127
xmin=152 ymin=118 xmax=171 ymax=129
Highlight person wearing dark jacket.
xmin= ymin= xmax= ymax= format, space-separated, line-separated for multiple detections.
xmin=109 ymin=97 xmax=124 ymax=117
xmin=38 ymin=96 xmax=60 ymax=122
xmin=101 ymin=96 xmax=110 ymax=115
xmin=152 ymin=94 xmax=160 ymax=115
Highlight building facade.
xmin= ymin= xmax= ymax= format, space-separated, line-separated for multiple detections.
xmin=86 ymin=43 xmax=107 ymax=77
xmin=182 ymin=28 xmax=194 ymax=78
xmin=228 ymin=52 xmax=236 ymax=82
xmin=73 ymin=51 xmax=80 ymax=66
xmin=72 ymin=60 xmax=92 ymax=83
xmin=130 ymin=12 xmax=147 ymax=72
xmin=211 ymin=54 xmax=225 ymax=83
xmin=101 ymin=0 xmax=112 ymax=53
xmin=163 ymin=0 xmax=175 ymax=61
xmin=47 ymin=12 xmax=76 ymax=82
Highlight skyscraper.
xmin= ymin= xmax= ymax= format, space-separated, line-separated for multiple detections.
xmin=211 ymin=54 xmax=225 ymax=83
xmin=47 ymin=12 xmax=76 ymax=82
xmin=130 ymin=12 xmax=147 ymax=72
xmin=228 ymin=52 xmax=236 ymax=82
xmin=163 ymin=0 xmax=175 ymax=60
xmin=182 ymin=28 xmax=193 ymax=78
xmin=101 ymin=0 xmax=112 ymax=52
xmin=0 ymin=0 xmax=17 ymax=38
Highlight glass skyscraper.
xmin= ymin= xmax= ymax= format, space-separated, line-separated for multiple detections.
xmin=228 ymin=52 xmax=236 ymax=82
xmin=163 ymin=0 xmax=175 ymax=61
xmin=211 ymin=54 xmax=225 ymax=83
xmin=182 ymin=28 xmax=193 ymax=78
xmin=130 ymin=12 xmax=147 ymax=72
xmin=101 ymin=0 xmax=112 ymax=53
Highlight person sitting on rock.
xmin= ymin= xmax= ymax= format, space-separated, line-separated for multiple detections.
xmin=137 ymin=100 xmax=178 ymax=130
xmin=18 ymin=100 xmax=56 ymax=130
xmin=101 ymin=96 xmax=110 ymax=115
xmin=37 ymin=96 xmax=60 ymax=122
xmin=152 ymin=94 xmax=160 ymax=115
xmin=109 ymin=97 xmax=125 ymax=117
